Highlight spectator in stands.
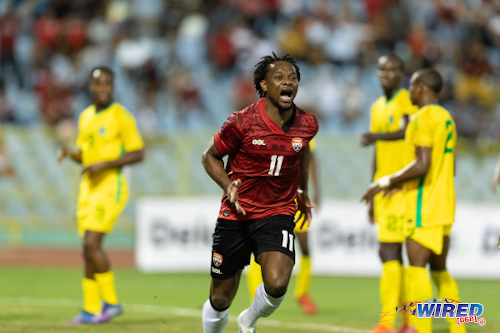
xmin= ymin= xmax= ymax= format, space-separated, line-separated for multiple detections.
xmin=232 ymin=71 xmax=257 ymax=111
xmin=169 ymin=65 xmax=206 ymax=129
xmin=278 ymin=15 xmax=309 ymax=61
xmin=32 ymin=9 xmax=61 ymax=56
xmin=208 ymin=25 xmax=236 ymax=73
xmin=0 ymin=5 xmax=23 ymax=87
xmin=0 ymin=0 xmax=496 ymax=138
xmin=0 ymin=81 xmax=15 ymax=124
xmin=456 ymin=41 xmax=494 ymax=108
xmin=34 ymin=66 xmax=73 ymax=126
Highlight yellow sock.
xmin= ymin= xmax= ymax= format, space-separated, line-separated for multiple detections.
xmin=400 ymin=264 xmax=410 ymax=325
xmin=95 ymin=271 xmax=119 ymax=305
xmin=247 ymin=256 xmax=263 ymax=302
xmin=431 ymin=270 xmax=466 ymax=333
xmin=82 ymin=278 xmax=101 ymax=314
xmin=294 ymin=255 xmax=312 ymax=298
xmin=407 ymin=266 xmax=433 ymax=333
xmin=378 ymin=260 xmax=401 ymax=329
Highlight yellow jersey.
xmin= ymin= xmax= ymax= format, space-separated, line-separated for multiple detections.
xmin=76 ymin=102 xmax=144 ymax=180
xmin=370 ymin=88 xmax=418 ymax=181
xmin=404 ymin=104 xmax=456 ymax=227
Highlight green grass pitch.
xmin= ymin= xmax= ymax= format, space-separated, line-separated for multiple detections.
xmin=0 ymin=267 xmax=498 ymax=332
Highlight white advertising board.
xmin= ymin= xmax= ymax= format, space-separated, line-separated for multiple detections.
xmin=136 ymin=198 xmax=500 ymax=278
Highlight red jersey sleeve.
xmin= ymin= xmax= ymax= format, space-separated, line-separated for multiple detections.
xmin=214 ymin=112 xmax=246 ymax=155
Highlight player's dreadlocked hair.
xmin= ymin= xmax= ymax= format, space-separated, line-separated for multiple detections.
xmin=253 ymin=53 xmax=301 ymax=98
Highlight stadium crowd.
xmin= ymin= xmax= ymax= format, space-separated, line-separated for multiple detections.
xmin=0 ymin=0 xmax=499 ymax=140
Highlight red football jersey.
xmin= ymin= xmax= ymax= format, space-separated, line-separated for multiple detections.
xmin=214 ymin=97 xmax=319 ymax=221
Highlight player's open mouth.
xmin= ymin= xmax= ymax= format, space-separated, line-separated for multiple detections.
xmin=280 ymin=90 xmax=293 ymax=103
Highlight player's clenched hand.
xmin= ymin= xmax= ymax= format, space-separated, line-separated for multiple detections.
xmin=295 ymin=190 xmax=313 ymax=229
xmin=57 ymin=146 xmax=71 ymax=164
xmin=361 ymin=182 xmax=382 ymax=204
xmin=82 ymin=162 xmax=108 ymax=176
xmin=383 ymin=187 xmax=401 ymax=198
xmin=360 ymin=132 xmax=377 ymax=147
xmin=227 ymin=179 xmax=246 ymax=215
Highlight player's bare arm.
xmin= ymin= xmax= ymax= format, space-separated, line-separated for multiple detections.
xmin=360 ymin=115 xmax=409 ymax=146
xmin=201 ymin=137 xmax=246 ymax=215
xmin=82 ymin=149 xmax=144 ymax=176
xmin=58 ymin=146 xmax=82 ymax=164
xmin=368 ymin=147 xmax=377 ymax=224
xmin=296 ymin=144 xmax=313 ymax=228
xmin=361 ymin=146 xmax=431 ymax=204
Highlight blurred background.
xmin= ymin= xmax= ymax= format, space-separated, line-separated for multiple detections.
xmin=0 ymin=0 xmax=500 ymax=250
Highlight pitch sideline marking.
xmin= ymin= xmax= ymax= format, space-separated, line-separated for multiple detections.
xmin=0 ymin=297 xmax=368 ymax=333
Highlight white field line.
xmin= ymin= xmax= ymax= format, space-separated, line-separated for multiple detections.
xmin=0 ymin=297 xmax=368 ymax=333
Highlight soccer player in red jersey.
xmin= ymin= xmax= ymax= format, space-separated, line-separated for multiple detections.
xmin=201 ymin=53 xmax=319 ymax=333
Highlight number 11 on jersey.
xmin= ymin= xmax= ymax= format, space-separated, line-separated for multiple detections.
xmin=269 ymin=155 xmax=284 ymax=176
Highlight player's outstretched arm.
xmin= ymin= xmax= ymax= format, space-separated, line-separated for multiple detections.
xmin=361 ymin=146 xmax=431 ymax=204
xmin=82 ymin=149 xmax=144 ymax=176
xmin=360 ymin=115 xmax=410 ymax=146
xmin=296 ymin=144 xmax=313 ymax=228
xmin=58 ymin=146 xmax=82 ymax=164
xmin=201 ymin=137 xmax=246 ymax=215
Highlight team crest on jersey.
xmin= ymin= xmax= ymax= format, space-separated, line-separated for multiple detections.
xmin=213 ymin=252 xmax=223 ymax=267
xmin=99 ymin=127 xmax=106 ymax=135
xmin=292 ymin=137 xmax=303 ymax=152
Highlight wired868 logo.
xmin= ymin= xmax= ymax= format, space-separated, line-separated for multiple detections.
xmin=381 ymin=299 xmax=486 ymax=327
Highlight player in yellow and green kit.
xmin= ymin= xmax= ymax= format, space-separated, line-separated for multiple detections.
xmin=58 ymin=67 xmax=144 ymax=325
xmin=362 ymin=68 xmax=465 ymax=333
xmin=361 ymin=55 xmax=417 ymax=333
xmin=246 ymin=138 xmax=320 ymax=314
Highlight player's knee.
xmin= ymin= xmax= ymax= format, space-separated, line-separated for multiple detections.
xmin=209 ymin=291 xmax=231 ymax=310
xmin=83 ymin=239 xmax=100 ymax=255
xmin=264 ymin=276 xmax=288 ymax=297
xmin=379 ymin=244 xmax=402 ymax=263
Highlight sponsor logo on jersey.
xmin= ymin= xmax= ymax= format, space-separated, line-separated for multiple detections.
xmin=252 ymin=139 xmax=266 ymax=146
xmin=379 ymin=299 xmax=486 ymax=327
xmin=292 ymin=137 xmax=303 ymax=152
xmin=211 ymin=267 xmax=222 ymax=274
xmin=212 ymin=252 xmax=223 ymax=267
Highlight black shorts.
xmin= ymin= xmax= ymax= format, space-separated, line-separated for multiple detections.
xmin=210 ymin=214 xmax=296 ymax=279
